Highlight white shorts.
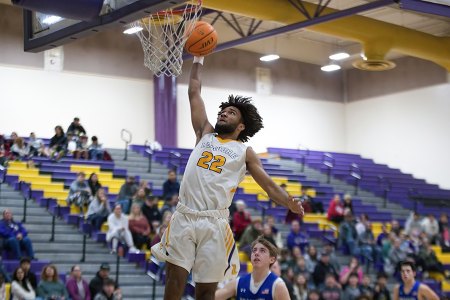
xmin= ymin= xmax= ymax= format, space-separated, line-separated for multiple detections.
xmin=151 ymin=203 xmax=240 ymax=283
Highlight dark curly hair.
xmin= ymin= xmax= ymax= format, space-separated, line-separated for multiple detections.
xmin=219 ymin=95 xmax=263 ymax=143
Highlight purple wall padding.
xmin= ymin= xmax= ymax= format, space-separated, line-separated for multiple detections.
xmin=154 ymin=75 xmax=177 ymax=147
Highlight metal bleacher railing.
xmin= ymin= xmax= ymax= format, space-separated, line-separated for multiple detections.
xmin=121 ymin=129 xmax=132 ymax=161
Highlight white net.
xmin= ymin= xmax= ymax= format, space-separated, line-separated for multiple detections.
xmin=133 ymin=1 xmax=202 ymax=77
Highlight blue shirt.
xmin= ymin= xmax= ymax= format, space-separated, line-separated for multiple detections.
xmin=399 ymin=281 xmax=420 ymax=300
xmin=237 ymin=272 xmax=278 ymax=300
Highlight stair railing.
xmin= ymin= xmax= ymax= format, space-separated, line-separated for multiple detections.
xmin=349 ymin=163 xmax=362 ymax=195
xmin=144 ymin=140 xmax=154 ymax=173
xmin=377 ymin=176 xmax=391 ymax=208
xmin=169 ymin=151 xmax=182 ymax=176
xmin=297 ymin=144 xmax=310 ymax=173
xmin=121 ymin=129 xmax=132 ymax=161
xmin=322 ymin=153 xmax=334 ymax=184
xmin=19 ymin=181 xmax=31 ymax=223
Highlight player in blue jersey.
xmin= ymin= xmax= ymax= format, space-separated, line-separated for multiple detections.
xmin=215 ymin=236 xmax=290 ymax=300
xmin=393 ymin=261 xmax=438 ymax=300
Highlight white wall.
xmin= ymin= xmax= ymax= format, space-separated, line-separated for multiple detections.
xmin=0 ymin=64 xmax=154 ymax=148
xmin=345 ymin=83 xmax=450 ymax=189
xmin=177 ymin=85 xmax=346 ymax=153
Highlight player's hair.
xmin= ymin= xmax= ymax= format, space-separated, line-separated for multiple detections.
xmin=251 ymin=236 xmax=279 ymax=262
xmin=219 ymin=95 xmax=263 ymax=142
xmin=399 ymin=260 xmax=417 ymax=272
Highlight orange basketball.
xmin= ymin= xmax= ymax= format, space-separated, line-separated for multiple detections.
xmin=185 ymin=21 xmax=218 ymax=57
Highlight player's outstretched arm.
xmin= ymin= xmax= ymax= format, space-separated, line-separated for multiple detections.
xmin=419 ymin=284 xmax=439 ymax=300
xmin=274 ymin=281 xmax=291 ymax=300
xmin=246 ymin=147 xmax=303 ymax=215
xmin=188 ymin=57 xmax=214 ymax=144
xmin=392 ymin=285 xmax=399 ymax=300
xmin=215 ymin=279 xmax=236 ymax=300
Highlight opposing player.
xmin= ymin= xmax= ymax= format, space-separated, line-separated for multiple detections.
xmin=393 ymin=261 xmax=439 ymax=300
xmin=215 ymin=236 xmax=290 ymax=300
xmin=151 ymin=56 xmax=304 ymax=300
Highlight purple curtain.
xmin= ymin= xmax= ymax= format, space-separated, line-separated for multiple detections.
xmin=154 ymin=75 xmax=177 ymax=147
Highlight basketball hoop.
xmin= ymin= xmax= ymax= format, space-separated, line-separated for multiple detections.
xmin=131 ymin=0 xmax=202 ymax=77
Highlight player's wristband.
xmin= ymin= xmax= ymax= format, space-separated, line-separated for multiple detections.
xmin=193 ymin=56 xmax=204 ymax=65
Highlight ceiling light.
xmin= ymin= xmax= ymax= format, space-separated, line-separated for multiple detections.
xmin=42 ymin=15 xmax=63 ymax=25
xmin=329 ymin=52 xmax=350 ymax=61
xmin=123 ymin=26 xmax=143 ymax=34
xmin=360 ymin=53 xmax=368 ymax=61
xmin=260 ymin=54 xmax=280 ymax=62
xmin=321 ymin=64 xmax=341 ymax=72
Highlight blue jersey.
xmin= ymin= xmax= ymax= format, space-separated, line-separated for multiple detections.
xmin=236 ymin=272 xmax=279 ymax=300
xmin=399 ymin=281 xmax=420 ymax=300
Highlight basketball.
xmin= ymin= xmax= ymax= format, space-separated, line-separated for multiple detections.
xmin=185 ymin=21 xmax=218 ymax=57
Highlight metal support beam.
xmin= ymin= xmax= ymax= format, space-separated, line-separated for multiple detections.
xmin=400 ymin=0 xmax=450 ymax=18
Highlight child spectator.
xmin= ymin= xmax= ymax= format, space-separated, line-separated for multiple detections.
xmin=342 ymin=273 xmax=361 ymax=300
xmin=28 ymin=132 xmax=45 ymax=157
xmin=75 ymin=135 xmax=89 ymax=159
xmin=88 ymin=136 xmax=104 ymax=160
xmin=321 ymin=273 xmax=342 ymax=300
xmin=372 ymin=272 xmax=390 ymax=300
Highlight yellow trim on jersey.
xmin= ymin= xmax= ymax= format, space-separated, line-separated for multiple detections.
xmin=165 ymin=220 xmax=172 ymax=247
xmin=215 ymin=136 xmax=235 ymax=144
xmin=225 ymin=226 xmax=234 ymax=256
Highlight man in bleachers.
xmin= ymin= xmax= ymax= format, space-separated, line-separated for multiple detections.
xmin=142 ymin=196 xmax=162 ymax=233
xmin=405 ymin=211 xmax=422 ymax=236
xmin=338 ymin=211 xmax=359 ymax=256
xmin=390 ymin=219 xmax=403 ymax=236
xmin=286 ymin=220 xmax=309 ymax=252
xmin=116 ymin=176 xmax=138 ymax=214
xmin=89 ymin=263 xmax=118 ymax=298
xmin=162 ymin=169 xmax=180 ymax=201
xmin=376 ymin=223 xmax=390 ymax=247
xmin=319 ymin=272 xmax=341 ymax=300
xmin=239 ymin=217 xmax=263 ymax=256
xmin=312 ymin=251 xmax=339 ymax=289
xmin=421 ymin=213 xmax=439 ymax=244
xmin=20 ymin=257 xmax=37 ymax=290
xmin=0 ymin=209 xmax=35 ymax=259
xmin=232 ymin=199 xmax=252 ymax=240
xmin=358 ymin=221 xmax=382 ymax=266
xmin=67 ymin=117 xmax=87 ymax=136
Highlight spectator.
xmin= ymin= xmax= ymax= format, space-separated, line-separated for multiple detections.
xmin=162 ymin=170 xmax=180 ymax=201
xmin=327 ymin=194 xmax=344 ymax=224
xmin=20 ymin=257 xmax=37 ymax=290
xmin=298 ymin=187 xmax=313 ymax=214
xmin=142 ymin=196 xmax=162 ymax=233
xmin=405 ymin=212 xmax=422 ymax=235
xmin=266 ymin=215 xmax=283 ymax=248
xmin=0 ymin=274 xmax=6 ymax=299
xmin=48 ymin=125 xmax=67 ymax=161
xmin=307 ymin=290 xmax=321 ymax=300
xmin=75 ymin=135 xmax=89 ymax=159
xmin=232 ymin=199 xmax=252 ymax=240
xmin=159 ymin=194 xmax=178 ymax=217
xmin=313 ymin=252 xmax=339 ymax=288
xmin=355 ymin=214 xmax=369 ymax=236
xmin=138 ymin=180 xmax=152 ymax=198
xmin=385 ymin=238 xmax=407 ymax=275
xmin=131 ymin=188 xmax=146 ymax=208
xmin=358 ymin=221 xmax=382 ymax=265
xmin=65 ymin=265 xmax=91 ymax=300
xmin=88 ymin=173 xmax=102 ymax=196
xmin=338 ymin=211 xmax=359 ymax=256
xmin=88 ymin=136 xmax=104 ymax=161
xmin=320 ymin=273 xmax=342 ymax=300
xmin=390 ymin=219 xmax=403 ymax=236
xmin=286 ymin=220 xmax=309 ymax=252
xmin=93 ymin=278 xmax=122 ymax=300
xmin=11 ymin=137 xmax=30 ymax=159
xmin=87 ymin=188 xmax=111 ymax=231
xmin=340 ymin=257 xmax=363 ymax=286
xmin=293 ymin=273 xmax=308 ymax=300
xmin=150 ymin=223 xmax=167 ymax=248
xmin=89 ymin=263 xmax=117 ymax=298
xmin=417 ymin=237 xmax=447 ymax=278
xmin=261 ymin=223 xmax=277 ymax=248
xmin=67 ymin=117 xmax=87 ymax=136
xmin=421 ymin=214 xmax=439 ymax=244
xmin=270 ymin=260 xmax=296 ymax=300
xmin=376 ymin=223 xmax=390 ymax=247
xmin=37 ymin=264 xmax=69 ymax=300
xmin=438 ymin=212 xmax=449 ymax=233
xmin=11 ymin=267 xmax=36 ymax=300
xmin=239 ymin=218 xmax=263 ymax=256
xmin=342 ymin=273 xmax=361 ymax=300
xmin=128 ymin=203 xmax=151 ymax=250
xmin=304 ymin=245 xmax=319 ymax=273
xmin=67 ymin=172 xmax=91 ymax=209
xmin=343 ymin=194 xmax=354 ymax=214
xmin=359 ymin=275 xmax=374 ymax=298
xmin=28 ymin=132 xmax=45 ymax=157
xmin=0 ymin=209 xmax=35 ymax=259
xmin=440 ymin=223 xmax=450 ymax=253
xmin=372 ymin=272 xmax=390 ymax=300
xmin=66 ymin=132 xmax=78 ymax=155
xmin=323 ymin=242 xmax=340 ymax=273
xmin=116 ymin=176 xmax=138 ymax=214
xmin=106 ymin=205 xmax=137 ymax=254
xmin=293 ymin=256 xmax=309 ymax=277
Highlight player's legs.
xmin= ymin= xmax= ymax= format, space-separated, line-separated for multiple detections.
xmin=195 ymin=282 xmax=218 ymax=300
xmin=164 ymin=262 xmax=189 ymax=300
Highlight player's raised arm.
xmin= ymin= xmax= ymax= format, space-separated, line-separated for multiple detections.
xmin=246 ymin=147 xmax=304 ymax=215
xmin=188 ymin=57 xmax=214 ymax=144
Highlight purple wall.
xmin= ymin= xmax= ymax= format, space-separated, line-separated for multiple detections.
xmin=154 ymin=75 xmax=177 ymax=147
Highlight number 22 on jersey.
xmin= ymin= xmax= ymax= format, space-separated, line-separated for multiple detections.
xmin=197 ymin=151 xmax=226 ymax=173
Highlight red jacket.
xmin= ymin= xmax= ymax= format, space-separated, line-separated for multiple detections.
xmin=233 ymin=211 xmax=252 ymax=236
xmin=327 ymin=200 xmax=344 ymax=220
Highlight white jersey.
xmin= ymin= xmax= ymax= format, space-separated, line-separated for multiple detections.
xmin=179 ymin=133 xmax=247 ymax=211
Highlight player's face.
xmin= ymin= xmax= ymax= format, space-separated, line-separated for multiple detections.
xmin=400 ymin=266 xmax=415 ymax=282
xmin=251 ymin=243 xmax=275 ymax=268
xmin=215 ymin=106 xmax=244 ymax=135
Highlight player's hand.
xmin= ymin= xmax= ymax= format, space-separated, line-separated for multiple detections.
xmin=288 ymin=197 xmax=304 ymax=216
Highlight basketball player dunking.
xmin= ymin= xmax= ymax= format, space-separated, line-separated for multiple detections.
xmin=393 ymin=261 xmax=439 ymax=300
xmin=150 ymin=56 xmax=304 ymax=300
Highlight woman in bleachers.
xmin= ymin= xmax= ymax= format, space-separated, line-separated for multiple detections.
xmin=36 ymin=264 xmax=69 ymax=300
xmin=11 ymin=137 xmax=30 ymax=160
xmin=106 ymin=205 xmax=137 ymax=254
xmin=65 ymin=265 xmax=91 ymax=300
xmin=48 ymin=125 xmax=67 ymax=161
xmin=327 ymin=194 xmax=344 ymax=224
xmin=11 ymin=267 xmax=36 ymax=300
xmin=339 ymin=257 xmax=363 ymax=286
xmin=342 ymin=194 xmax=354 ymax=215
xmin=293 ymin=273 xmax=309 ymax=300
xmin=88 ymin=173 xmax=102 ymax=196
xmin=131 ymin=188 xmax=147 ymax=208
xmin=304 ymin=245 xmax=319 ymax=274
xmin=128 ymin=203 xmax=151 ymax=250
xmin=86 ymin=188 xmax=111 ymax=231
xmin=138 ymin=180 xmax=152 ymax=198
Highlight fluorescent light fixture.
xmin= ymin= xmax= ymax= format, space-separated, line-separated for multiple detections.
xmin=360 ymin=53 xmax=368 ymax=61
xmin=123 ymin=26 xmax=143 ymax=34
xmin=42 ymin=15 xmax=63 ymax=25
xmin=329 ymin=52 xmax=350 ymax=60
xmin=260 ymin=54 xmax=280 ymax=62
xmin=321 ymin=64 xmax=341 ymax=72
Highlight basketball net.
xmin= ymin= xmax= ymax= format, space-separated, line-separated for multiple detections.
xmin=133 ymin=1 xmax=202 ymax=77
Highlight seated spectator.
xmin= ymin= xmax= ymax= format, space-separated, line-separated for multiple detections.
xmin=359 ymin=274 xmax=374 ymax=299
xmin=131 ymin=188 xmax=147 ymax=208
xmin=89 ymin=263 xmax=117 ymax=299
xmin=338 ymin=211 xmax=359 ymax=256
xmin=160 ymin=194 xmax=178 ymax=217
xmin=116 ymin=176 xmax=138 ymax=214
xmin=313 ymin=252 xmax=339 ymax=289
xmin=298 ymin=187 xmax=313 ymax=213
xmin=128 ymin=204 xmax=151 ymax=250
xmin=67 ymin=172 xmax=91 ymax=209
xmin=417 ymin=237 xmax=448 ymax=279
xmin=28 ymin=132 xmax=45 ymax=157
xmin=358 ymin=221 xmax=382 ymax=265
xmin=48 ymin=125 xmax=67 ymax=161
xmin=162 ymin=169 xmax=180 ymax=201
xmin=266 ymin=215 xmax=283 ymax=248
xmin=262 ymin=223 xmax=277 ymax=248
xmin=66 ymin=265 xmax=91 ymax=300
xmin=37 ymin=264 xmax=69 ymax=300
xmin=307 ymin=290 xmax=321 ymax=300
xmin=75 ymin=135 xmax=89 ymax=159
xmin=286 ymin=220 xmax=309 ymax=252
xmin=239 ymin=217 xmax=263 ymax=256
xmin=0 ymin=274 xmax=5 ymax=299
xmin=93 ymin=278 xmax=121 ymax=300
xmin=88 ymin=136 xmax=104 ymax=161
xmin=304 ymin=245 xmax=319 ymax=273
xmin=150 ymin=223 xmax=167 ymax=248
xmin=421 ymin=214 xmax=439 ymax=244
xmin=293 ymin=273 xmax=308 ymax=300
xmin=438 ymin=212 xmax=449 ymax=233
xmin=20 ymin=257 xmax=37 ymax=290
xmin=405 ymin=212 xmax=422 ymax=236
xmin=372 ymin=272 xmax=390 ymax=300
xmin=323 ymin=242 xmax=340 ymax=273
xmin=232 ymin=200 xmax=252 ymax=240
xmin=390 ymin=219 xmax=403 ymax=236
xmin=440 ymin=223 xmax=450 ymax=253
xmin=11 ymin=137 xmax=30 ymax=159
xmin=68 ymin=117 xmax=87 ymax=136
xmin=342 ymin=273 xmax=361 ymax=300
xmin=0 ymin=209 xmax=35 ymax=259
xmin=106 ymin=205 xmax=137 ymax=254
xmin=339 ymin=257 xmax=363 ymax=286
xmin=142 ymin=196 xmax=162 ymax=233
xmin=343 ymin=194 xmax=354 ymax=215
xmin=384 ymin=238 xmax=407 ymax=275
xmin=376 ymin=223 xmax=390 ymax=247
xmin=66 ymin=132 xmax=78 ymax=156
xmin=327 ymin=194 xmax=344 ymax=224
xmin=355 ymin=214 xmax=369 ymax=236
xmin=293 ymin=256 xmax=309 ymax=277
xmin=11 ymin=267 xmax=36 ymax=300
xmin=320 ymin=273 xmax=342 ymax=300
xmin=87 ymin=188 xmax=111 ymax=231
xmin=88 ymin=173 xmax=102 ymax=196
xmin=138 ymin=180 xmax=152 ymax=198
